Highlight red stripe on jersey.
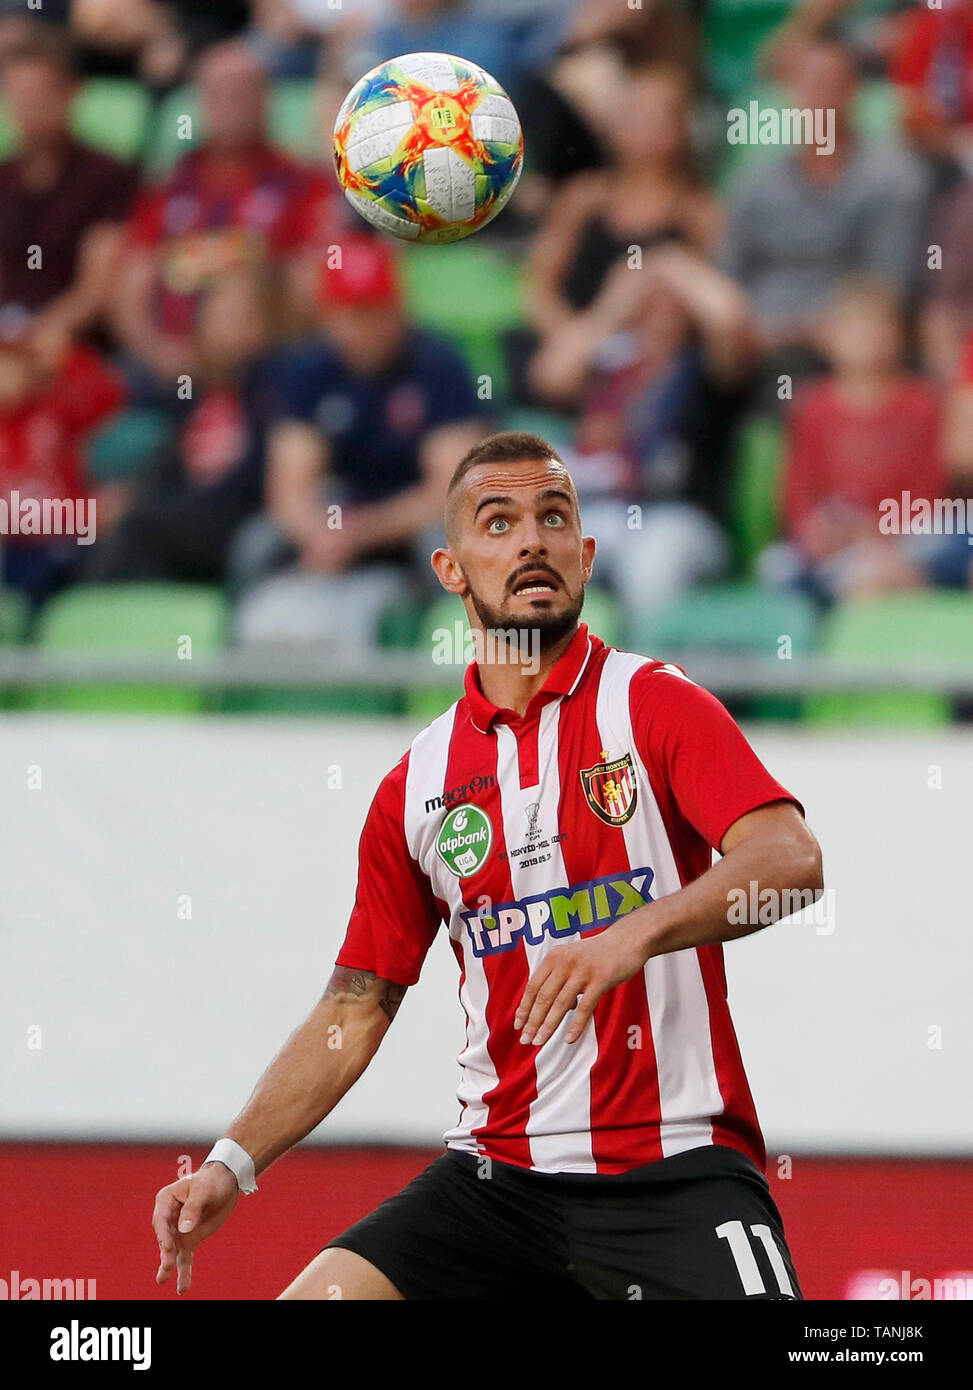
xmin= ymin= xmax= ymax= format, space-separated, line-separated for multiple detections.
xmin=557 ymin=650 xmax=663 ymax=1171
xmin=698 ymin=943 xmax=766 ymax=1170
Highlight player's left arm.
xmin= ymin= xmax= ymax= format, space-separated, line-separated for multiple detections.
xmin=515 ymin=800 xmax=823 ymax=1046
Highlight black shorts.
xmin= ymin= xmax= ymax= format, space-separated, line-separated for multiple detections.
xmin=325 ymin=1143 xmax=802 ymax=1301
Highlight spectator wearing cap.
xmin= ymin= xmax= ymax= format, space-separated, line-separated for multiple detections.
xmin=110 ymin=40 xmax=339 ymax=404
xmin=230 ymin=236 xmax=487 ymax=646
xmin=0 ymin=25 xmax=139 ymax=350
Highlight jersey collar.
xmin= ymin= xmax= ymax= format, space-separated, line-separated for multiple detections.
xmin=464 ymin=621 xmax=598 ymax=733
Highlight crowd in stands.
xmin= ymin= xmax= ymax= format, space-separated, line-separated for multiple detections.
xmin=0 ymin=0 xmax=972 ymax=660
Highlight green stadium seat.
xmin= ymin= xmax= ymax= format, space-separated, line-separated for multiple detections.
xmin=72 ymin=80 xmax=154 ymax=163
xmin=703 ymin=2 xmax=791 ymax=102
xmin=729 ymin=416 xmax=784 ymax=574
xmin=704 ymin=1 xmax=902 ymax=103
xmin=406 ymin=594 xmax=473 ymax=724
xmin=501 ymin=407 xmax=575 ymax=455
xmin=0 ymin=585 xmax=28 ymax=644
xmin=400 ymin=241 xmax=525 ymax=403
xmin=144 ymin=86 xmax=199 ymax=178
xmin=86 ymin=409 xmax=173 ymax=483
xmin=630 ymin=581 xmax=819 ymax=719
xmin=0 ymin=585 xmax=29 ymax=709
xmin=805 ymin=593 xmax=973 ymax=727
xmin=29 ymin=583 xmax=227 ymax=714
xmin=269 ymin=80 xmax=321 ymax=161
xmin=580 ymin=587 xmax=622 ymax=647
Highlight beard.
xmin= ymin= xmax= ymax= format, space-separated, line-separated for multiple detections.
xmin=465 ymin=575 xmax=586 ymax=656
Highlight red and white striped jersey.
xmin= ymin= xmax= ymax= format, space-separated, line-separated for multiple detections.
xmin=336 ymin=622 xmax=802 ymax=1175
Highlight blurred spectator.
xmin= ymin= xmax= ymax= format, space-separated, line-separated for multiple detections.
xmin=231 ymin=237 xmax=486 ymax=645
xmin=347 ymin=0 xmax=523 ymax=94
xmin=0 ymin=5 xmax=71 ymax=68
xmin=85 ymin=265 xmax=286 ymax=585
xmin=0 ymin=310 xmax=124 ymax=606
xmin=240 ymin=1 xmax=329 ymax=80
xmin=761 ymin=277 xmax=948 ymax=603
xmin=528 ymin=243 xmax=754 ymax=618
xmin=0 ymin=26 xmax=139 ymax=345
xmin=890 ymin=0 xmax=973 ymax=175
xmin=70 ymin=0 xmax=248 ymax=87
xmin=935 ymin=329 xmax=973 ymax=588
xmin=921 ymin=177 xmax=973 ymax=382
xmin=553 ymin=0 xmax=698 ymax=105
xmin=720 ymin=38 xmax=928 ymax=406
xmin=522 ymin=63 xmax=718 ymax=398
xmin=110 ymin=40 xmax=338 ymax=404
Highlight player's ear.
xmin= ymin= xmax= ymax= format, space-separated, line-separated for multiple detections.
xmin=581 ymin=533 xmax=596 ymax=585
xmin=431 ymin=546 xmax=468 ymax=596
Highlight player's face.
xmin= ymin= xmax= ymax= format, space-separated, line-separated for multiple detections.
xmin=447 ymin=462 xmax=594 ymax=651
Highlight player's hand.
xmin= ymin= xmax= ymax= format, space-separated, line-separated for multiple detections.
xmin=514 ymin=924 xmax=649 ymax=1047
xmin=152 ymin=1162 xmax=239 ymax=1295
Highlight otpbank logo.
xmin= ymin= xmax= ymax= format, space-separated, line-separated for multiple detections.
xmin=461 ymin=866 xmax=654 ymax=957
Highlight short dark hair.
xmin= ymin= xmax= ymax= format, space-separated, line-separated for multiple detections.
xmin=447 ymin=431 xmax=565 ymax=499
xmin=1 ymin=25 xmax=80 ymax=84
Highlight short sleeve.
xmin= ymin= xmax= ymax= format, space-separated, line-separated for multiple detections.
xmin=259 ymin=346 xmax=339 ymax=424
xmin=335 ymin=756 xmax=444 ymax=987
xmin=416 ymin=333 xmax=483 ymax=430
xmin=633 ymin=664 xmax=804 ymax=853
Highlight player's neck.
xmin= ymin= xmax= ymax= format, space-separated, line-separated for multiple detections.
xmin=474 ymin=624 xmax=577 ymax=719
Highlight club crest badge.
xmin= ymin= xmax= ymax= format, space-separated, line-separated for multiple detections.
xmin=580 ymin=750 xmax=638 ymax=826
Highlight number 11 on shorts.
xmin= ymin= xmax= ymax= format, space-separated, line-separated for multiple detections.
xmin=716 ymin=1220 xmax=795 ymax=1297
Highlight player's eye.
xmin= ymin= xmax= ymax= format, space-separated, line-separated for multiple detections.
xmin=486 ymin=516 xmax=509 ymax=534
xmin=544 ymin=511 xmax=566 ymax=527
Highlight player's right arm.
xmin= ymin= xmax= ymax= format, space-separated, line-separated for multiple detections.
xmin=152 ymin=966 xmax=405 ymax=1294
xmin=153 ymin=751 xmax=441 ymax=1295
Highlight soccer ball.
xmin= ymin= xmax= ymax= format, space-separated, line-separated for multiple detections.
xmin=333 ymin=52 xmax=524 ymax=244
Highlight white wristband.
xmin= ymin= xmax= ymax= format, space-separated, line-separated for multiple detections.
xmin=203 ymin=1138 xmax=258 ymax=1194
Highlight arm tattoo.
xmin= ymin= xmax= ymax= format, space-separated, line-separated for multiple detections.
xmin=324 ymin=966 xmax=407 ymax=1022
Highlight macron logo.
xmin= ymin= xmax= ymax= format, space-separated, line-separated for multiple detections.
xmin=50 ymin=1321 xmax=151 ymax=1371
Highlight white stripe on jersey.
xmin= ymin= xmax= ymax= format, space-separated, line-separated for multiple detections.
xmin=598 ymin=649 xmax=723 ymax=1155
xmin=496 ymin=701 xmax=599 ymax=1173
xmin=405 ymin=705 xmax=499 ymax=1156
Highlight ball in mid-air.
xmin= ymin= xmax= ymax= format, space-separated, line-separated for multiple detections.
xmin=333 ymin=51 xmax=524 ymax=244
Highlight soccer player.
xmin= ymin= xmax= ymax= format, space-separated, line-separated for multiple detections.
xmin=152 ymin=431 xmax=823 ymax=1300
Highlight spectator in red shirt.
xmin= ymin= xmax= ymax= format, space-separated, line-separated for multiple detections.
xmin=85 ymin=263 xmax=286 ymax=585
xmin=761 ymin=277 xmax=948 ymax=602
xmin=891 ymin=0 xmax=973 ymax=169
xmin=0 ymin=311 xmax=125 ymax=605
xmin=110 ymin=39 xmax=338 ymax=402
xmin=0 ymin=26 xmax=138 ymax=346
